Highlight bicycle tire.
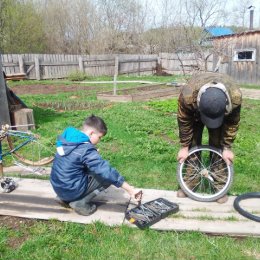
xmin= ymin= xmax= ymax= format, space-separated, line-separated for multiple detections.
xmin=7 ymin=135 xmax=54 ymax=166
xmin=233 ymin=192 xmax=260 ymax=222
xmin=177 ymin=145 xmax=233 ymax=202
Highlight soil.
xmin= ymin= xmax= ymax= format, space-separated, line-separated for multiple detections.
xmin=0 ymin=215 xmax=37 ymax=248
xmin=0 ymin=215 xmax=36 ymax=230
xmin=10 ymin=84 xmax=105 ymax=95
xmin=10 ymin=84 xmax=260 ymax=100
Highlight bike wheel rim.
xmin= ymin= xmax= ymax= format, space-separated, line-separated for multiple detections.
xmin=179 ymin=147 xmax=232 ymax=200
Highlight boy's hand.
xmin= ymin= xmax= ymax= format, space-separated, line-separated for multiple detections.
xmin=121 ymin=182 xmax=142 ymax=203
xmin=133 ymin=190 xmax=143 ymax=202
xmin=128 ymin=187 xmax=142 ymax=202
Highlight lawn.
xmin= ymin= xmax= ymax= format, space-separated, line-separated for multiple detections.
xmin=0 ymin=75 xmax=259 ymax=260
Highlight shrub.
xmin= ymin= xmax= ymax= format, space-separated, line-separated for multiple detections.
xmin=67 ymin=70 xmax=90 ymax=81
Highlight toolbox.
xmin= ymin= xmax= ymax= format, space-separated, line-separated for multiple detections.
xmin=125 ymin=198 xmax=179 ymax=229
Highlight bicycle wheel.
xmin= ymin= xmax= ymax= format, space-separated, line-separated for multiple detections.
xmin=7 ymin=133 xmax=54 ymax=166
xmin=177 ymin=145 xmax=233 ymax=202
xmin=233 ymin=192 xmax=260 ymax=222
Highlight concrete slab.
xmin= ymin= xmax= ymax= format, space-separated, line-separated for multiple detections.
xmin=4 ymin=166 xmax=51 ymax=175
xmin=125 ymin=189 xmax=260 ymax=237
xmin=0 ymin=178 xmax=129 ymax=226
xmin=0 ymin=178 xmax=259 ymax=237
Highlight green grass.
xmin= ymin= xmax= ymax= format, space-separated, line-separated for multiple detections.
xmin=1 ymin=76 xmax=260 ymax=260
xmin=0 ymin=221 xmax=259 ymax=260
xmin=7 ymin=74 xmax=182 ymax=87
xmin=240 ymin=83 xmax=260 ymax=89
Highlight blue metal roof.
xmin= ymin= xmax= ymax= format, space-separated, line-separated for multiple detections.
xmin=205 ymin=27 xmax=234 ymax=37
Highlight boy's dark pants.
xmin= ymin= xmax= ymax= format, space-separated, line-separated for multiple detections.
xmin=58 ymin=174 xmax=111 ymax=208
xmin=72 ymin=174 xmax=111 ymax=205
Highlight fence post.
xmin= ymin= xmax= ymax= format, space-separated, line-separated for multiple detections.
xmin=138 ymin=55 xmax=141 ymax=76
xmin=34 ymin=55 xmax=41 ymax=80
xmin=79 ymin=56 xmax=84 ymax=72
xmin=18 ymin=55 xmax=25 ymax=74
xmin=113 ymin=56 xmax=119 ymax=95
xmin=157 ymin=54 xmax=161 ymax=69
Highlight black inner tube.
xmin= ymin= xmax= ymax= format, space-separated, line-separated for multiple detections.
xmin=233 ymin=192 xmax=260 ymax=222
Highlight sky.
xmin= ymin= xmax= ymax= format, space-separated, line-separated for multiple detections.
xmin=142 ymin=0 xmax=260 ymax=29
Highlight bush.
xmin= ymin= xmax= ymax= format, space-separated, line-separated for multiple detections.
xmin=67 ymin=70 xmax=90 ymax=81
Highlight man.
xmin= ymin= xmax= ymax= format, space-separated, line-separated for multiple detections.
xmin=177 ymin=72 xmax=242 ymax=203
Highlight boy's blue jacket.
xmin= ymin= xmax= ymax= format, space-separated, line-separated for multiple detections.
xmin=50 ymin=127 xmax=125 ymax=202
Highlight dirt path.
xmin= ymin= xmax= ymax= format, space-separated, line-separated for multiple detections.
xmin=10 ymin=84 xmax=105 ymax=95
xmin=10 ymin=84 xmax=260 ymax=100
xmin=240 ymin=88 xmax=260 ymax=100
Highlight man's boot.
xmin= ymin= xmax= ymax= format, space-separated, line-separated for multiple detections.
xmin=177 ymin=189 xmax=187 ymax=198
xmin=216 ymin=194 xmax=228 ymax=204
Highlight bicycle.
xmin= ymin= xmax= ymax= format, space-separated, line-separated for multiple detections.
xmin=177 ymin=145 xmax=233 ymax=202
xmin=0 ymin=124 xmax=55 ymax=191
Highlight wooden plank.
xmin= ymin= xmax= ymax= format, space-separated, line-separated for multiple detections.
xmin=78 ymin=56 xmax=84 ymax=72
xmin=15 ymin=54 xmax=20 ymax=74
xmin=34 ymin=55 xmax=40 ymax=80
xmin=2 ymin=62 xmax=18 ymax=67
xmin=5 ymin=73 xmax=26 ymax=81
xmin=97 ymin=94 xmax=133 ymax=102
xmin=113 ymin=56 xmax=119 ymax=95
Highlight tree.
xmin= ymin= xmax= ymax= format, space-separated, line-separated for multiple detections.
xmin=0 ymin=0 xmax=46 ymax=53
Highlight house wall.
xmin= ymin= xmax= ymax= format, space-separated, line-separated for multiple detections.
xmin=213 ymin=31 xmax=260 ymax=84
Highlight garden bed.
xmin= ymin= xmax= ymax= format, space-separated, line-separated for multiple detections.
xmin=97 ymin=84 xmax=181 ymax=102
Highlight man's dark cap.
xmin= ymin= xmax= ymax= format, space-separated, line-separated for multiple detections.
xmin=199 ymin=87 xmax=227 ymax=129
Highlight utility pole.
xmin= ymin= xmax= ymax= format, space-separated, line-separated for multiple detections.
xmin=0 ymin=54 xmax=10 ymax=179
xmin=0 ymin=54 xmax=10 ymax=125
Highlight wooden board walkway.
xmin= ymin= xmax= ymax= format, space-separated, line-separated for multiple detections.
xmin=0 ymin=178 xmax=259 ymax=237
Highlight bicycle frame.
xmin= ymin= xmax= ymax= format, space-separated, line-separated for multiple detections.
xmin=0 ymin=130 xmax=35 ymax=159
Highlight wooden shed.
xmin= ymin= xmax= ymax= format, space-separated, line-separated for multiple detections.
xmin=212 ymin=30 xmax=260 ymax=84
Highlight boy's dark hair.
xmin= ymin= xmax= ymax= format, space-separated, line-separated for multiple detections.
xmin=84 ymin=115 xmax=107 ymax=135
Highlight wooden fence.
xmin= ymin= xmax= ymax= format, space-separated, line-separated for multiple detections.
xmin=159 ymin=52 xmax=214 ymax=75
xmin=1 ymin=53 xmax=214 ymax=80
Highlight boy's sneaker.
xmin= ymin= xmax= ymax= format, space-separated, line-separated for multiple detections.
xmin=73 ymin=203 xmax=97 ymax=216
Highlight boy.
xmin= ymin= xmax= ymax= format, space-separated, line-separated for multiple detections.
xmin=50 ymin=115 xmax=142 ymax=216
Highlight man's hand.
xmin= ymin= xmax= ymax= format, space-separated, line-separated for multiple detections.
xmin=177 ymin=146 xmax=189 ymax=163
xmin=222 ymin=148 xmax=234 ymax=165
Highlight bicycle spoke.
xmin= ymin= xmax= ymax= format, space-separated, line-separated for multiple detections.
xmin=193 ymin=152 xmax=207 ymax=170
xmin=208 ymin=157 xmax=224 ymax=169
xmin=210 ymin=173 xmax=228 ymax=183
xmin=185 ymin=159 xmax=200 ymax=171
xmin=209 ymin=167 xmax=228 ymax=175
xmin=7 ymin=132 xmax=54 ymax=166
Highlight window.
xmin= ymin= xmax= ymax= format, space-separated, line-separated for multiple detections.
xmin=233 ymin=49 xmax=256 ymax=61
